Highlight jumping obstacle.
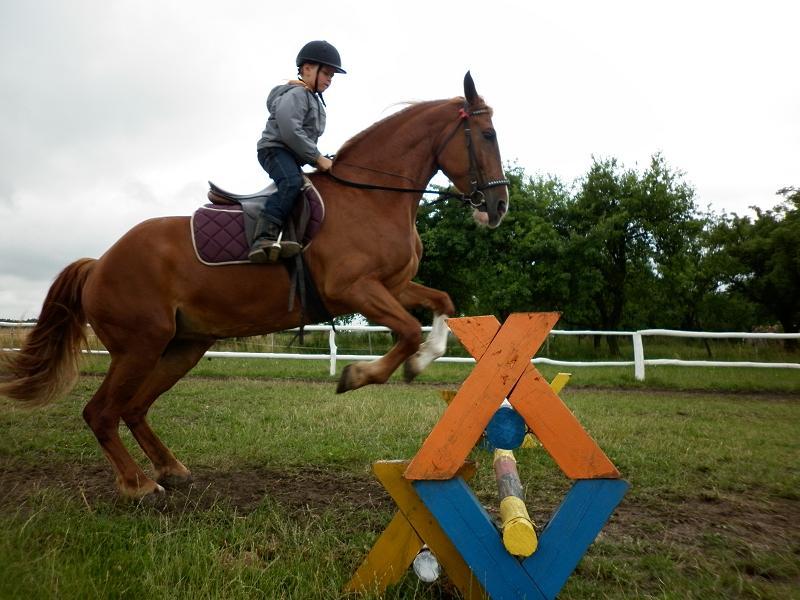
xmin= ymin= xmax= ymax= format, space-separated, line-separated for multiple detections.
xmin=346 ymin=313 xmax=629 ymax=599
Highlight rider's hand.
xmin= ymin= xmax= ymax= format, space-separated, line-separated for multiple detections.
xmin=316 ymin=155 xmax=333 ymax=171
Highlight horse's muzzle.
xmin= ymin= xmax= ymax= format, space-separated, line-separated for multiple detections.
xmin=486 ymin=190 xmax=509 ymax=228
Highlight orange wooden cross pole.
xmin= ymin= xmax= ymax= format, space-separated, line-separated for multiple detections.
xmin=448 ymin=314 xmax=619 ymax=479
xmin=405 ymin=313 xmax=560 ymax=481
xmin=345 ymin=460 xmax=485 ymax=599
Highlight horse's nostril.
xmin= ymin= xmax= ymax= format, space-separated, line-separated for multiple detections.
xmin=498 ymin=201 xmax=507 ymax=214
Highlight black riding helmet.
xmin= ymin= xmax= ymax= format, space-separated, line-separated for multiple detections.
xmin=296 ymin=40 xmax=346 ymax=74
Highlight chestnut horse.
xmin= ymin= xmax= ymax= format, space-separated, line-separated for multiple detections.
xmin=0 ymin=73 xmax=508 ymax=498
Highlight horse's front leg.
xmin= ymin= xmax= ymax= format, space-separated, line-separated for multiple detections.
xmin=397 ymin=282 xmax=455 ymax=382
xmin=335 ymin=280 xmax=424 ymax=393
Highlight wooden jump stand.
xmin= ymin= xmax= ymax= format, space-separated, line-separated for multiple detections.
xmin=346 ymin=313 xmax=629 ymax=599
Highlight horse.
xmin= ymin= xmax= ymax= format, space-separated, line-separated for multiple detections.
xmin=0 ymin=72 xmax=509 ymax=499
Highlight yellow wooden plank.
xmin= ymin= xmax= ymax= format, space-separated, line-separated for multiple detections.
xmin=439 ymin=389 xmax=458 ymax=405
xmin=549 ymin=372 xmax=572 ymax=394
xmin=344 ymin=510 xmax=422 ymax=593
xmin=373 ymin=461 xmax=486 ymax=600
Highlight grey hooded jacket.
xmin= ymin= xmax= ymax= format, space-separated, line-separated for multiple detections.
xmin=256 ymin=82 xmax=326 ymax=166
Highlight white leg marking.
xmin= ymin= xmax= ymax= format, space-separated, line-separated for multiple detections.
xmin=409 ymin=313 xmax=450 ymax=375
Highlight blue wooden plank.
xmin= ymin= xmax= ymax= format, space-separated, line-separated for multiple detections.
xmin=414 ymin=478 xmax=546 ymax=600
xmin=522 ymin=479 xmax=629 ymax=599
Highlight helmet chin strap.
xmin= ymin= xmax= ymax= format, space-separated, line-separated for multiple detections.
xmin=314 ymin=67 xmax=326 ymax=106
xmin=299 ymin=66 xmax=326 ymax=106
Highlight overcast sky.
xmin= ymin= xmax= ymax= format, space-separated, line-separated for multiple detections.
xmin=1 ymin=0 xmax=798 ymax=319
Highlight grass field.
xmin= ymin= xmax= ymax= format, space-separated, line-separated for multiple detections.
xmin=1 ymin=358 xmax=799 ymax=599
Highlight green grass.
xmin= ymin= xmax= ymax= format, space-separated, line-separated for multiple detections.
xmin=1 ymin=363 xmax=798 ymax=598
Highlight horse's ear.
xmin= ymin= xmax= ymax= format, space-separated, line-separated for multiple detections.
xmin=464 ymin=71 xmax=478 ymax=105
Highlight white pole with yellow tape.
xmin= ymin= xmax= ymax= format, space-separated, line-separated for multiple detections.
xmin=493 ymin=449 xmax=537 ymax=557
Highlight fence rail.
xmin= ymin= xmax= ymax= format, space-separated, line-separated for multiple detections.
xmin=2 ymin=321 xmax=798 ymax=381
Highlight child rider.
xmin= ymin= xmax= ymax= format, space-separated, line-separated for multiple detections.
xmin=250 ymin=40 xmax=346 ymax=263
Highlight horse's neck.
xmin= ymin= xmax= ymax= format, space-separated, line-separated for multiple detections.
xmin=335 ymin=99 xmax=458 ymax=187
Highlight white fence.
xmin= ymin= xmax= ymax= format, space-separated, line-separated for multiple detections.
xmin=2 ymin=321 xmax=799 ymax=381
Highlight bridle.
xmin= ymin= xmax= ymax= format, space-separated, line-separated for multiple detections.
xmin=437 ymin=105 xmax=511 ymax=209
xmin=326 ymin=105 xmax=510 ymax=211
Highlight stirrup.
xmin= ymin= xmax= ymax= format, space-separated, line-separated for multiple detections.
xmin=270 ymin=229 xmax=289 ymax=261
xmin=248 ymin=238 xmax=281 ymax=263
xmin=248 ymin=229 xmax=300 ymax=263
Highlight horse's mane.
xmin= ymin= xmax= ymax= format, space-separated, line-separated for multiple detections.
xmin=335 ymin=97 xmax=464 ymax=161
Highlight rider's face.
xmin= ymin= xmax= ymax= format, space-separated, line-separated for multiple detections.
xmin=301 ymin=64 xmax=335 ymax=93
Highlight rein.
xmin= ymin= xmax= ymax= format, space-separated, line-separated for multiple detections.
xmin=325 ymin=170 xmax=469 ymax=205
xmin=326 ymin=105 xmax=510 ymax=209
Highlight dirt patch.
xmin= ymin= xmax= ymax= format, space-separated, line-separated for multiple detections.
xmin=0 ymin=458 xmax=392 ymax=515
xmin=1 ymin=459 xmax=797 ymax=556
xmin=605 ymin=494 xmax=800 ymax=553
xmin=172 ymin=464 xmax=394 ymax=514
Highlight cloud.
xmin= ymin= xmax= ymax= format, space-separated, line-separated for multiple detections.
xmin=0 ymin=274 xmax=50 ymax=321
xmin=0 ymin=0 xmax=798 ymax=318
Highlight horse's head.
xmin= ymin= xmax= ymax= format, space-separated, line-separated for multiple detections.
xmin=436 ymin=72 xmax=510 ymax=228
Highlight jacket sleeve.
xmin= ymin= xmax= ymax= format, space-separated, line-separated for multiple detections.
xmin=273 ymin=87 xmax=321 ymax=165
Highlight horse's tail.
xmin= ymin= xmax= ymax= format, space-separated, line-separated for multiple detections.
xmin=0 ymin=258 xmax=96 ymax=406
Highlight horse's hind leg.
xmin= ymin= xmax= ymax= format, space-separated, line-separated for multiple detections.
xmin=83 ymin=353 xmax=166 ymax=499
xmin=121 ymin=339 xmax=213 ymax=488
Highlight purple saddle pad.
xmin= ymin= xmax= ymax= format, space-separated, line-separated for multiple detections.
xmin=191 ymin=184 xmax=325 ymax=265
xmin=191 ymin=205 xmax=251 ymax=264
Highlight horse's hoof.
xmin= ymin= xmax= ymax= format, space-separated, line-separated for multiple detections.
xmin=121 ymin=481 xmax=165 ymax=503
xmin=136 ymin=484 xmax=168 ymax=508
xmin=157 ymin=472 xmax=193 ymax=489
xmin=336 ymin=365 xmax=354 ymax=393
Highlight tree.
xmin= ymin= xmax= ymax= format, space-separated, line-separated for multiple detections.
xmin=716 ymin=187 xmax=800 ymax=344
xmin=415 ymin=166 xmax=571 ymax=320
xmin=416 ymin=156 xmax=712 ymax=353
xmin=563 ymin=154 xmax=699 ymax=353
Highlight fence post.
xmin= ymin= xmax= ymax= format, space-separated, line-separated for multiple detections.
xmin=329 ymin=327 xmax=338 ymax=376
xmin=633 ymin=332 xmax=645 ymax=381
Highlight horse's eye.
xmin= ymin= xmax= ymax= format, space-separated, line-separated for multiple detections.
xmin=483 ymin=129 xmax=496 ymax=141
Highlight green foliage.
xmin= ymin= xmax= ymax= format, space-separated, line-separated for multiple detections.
xmin=714 ymin=187 xmax=800 ymax=335
xmin=563 ymin=154 xmax=701 ymax=343
xmin=416 ymin=158 xmax=799 ymax=346
xmin=417 ymin=165 xmax=573 ymax=319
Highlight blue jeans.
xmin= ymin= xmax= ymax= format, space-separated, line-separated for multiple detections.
xmin=258 ymin=147 xmax=303 ymax=226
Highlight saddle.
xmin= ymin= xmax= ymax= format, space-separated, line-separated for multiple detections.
xmin=192 ymin=177 xmax=331 ymax=329
xmin=191 ymin=177 xmax=325 ymax=266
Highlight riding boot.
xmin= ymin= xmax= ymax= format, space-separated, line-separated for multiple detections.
xmin=248 ymin=219 xmax=301 ymax=263
xmin=248 ymin=218 xmax=281 ymax=263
